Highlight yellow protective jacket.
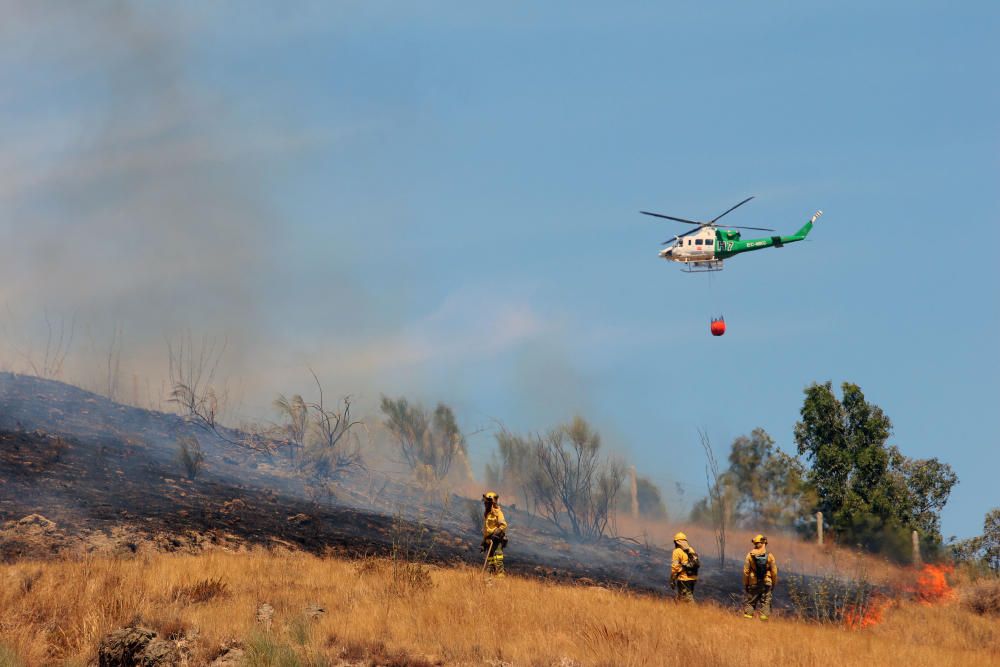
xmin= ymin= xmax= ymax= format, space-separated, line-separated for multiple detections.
xmin=671 ymin=543 xmax=698 ymax=582
xmin=743 ymin=548 xmax=778 ymax=587
xmin=484 ymin=506 xmax=507 ymax=538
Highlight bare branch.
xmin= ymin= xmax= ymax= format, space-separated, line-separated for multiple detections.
xmin=700 ymin=428 xmax=728 ymax=569
xmin=528 ymin=416 xmax=623 ymax=541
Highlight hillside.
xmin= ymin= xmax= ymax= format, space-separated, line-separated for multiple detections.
xmin=0 ymin=373 xmax=690 ymax=594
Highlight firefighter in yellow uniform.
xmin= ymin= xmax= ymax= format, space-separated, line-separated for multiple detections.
xmin=670 ymin=532 xmax=699 ymax=602
xmin=482 ymin=491 xmax=507 ymax=577
xmin=743 ymin=534 xmax=778 ymax=620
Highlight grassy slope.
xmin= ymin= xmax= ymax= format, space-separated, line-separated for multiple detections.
xmin=1 ymin=551 xmax=997 ymax=667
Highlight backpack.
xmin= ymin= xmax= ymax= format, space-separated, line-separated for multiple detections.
xmin=681 ymin=548 xmax=700 ymax=576
xmin=752 ymin=552 xmax=769 ymax=581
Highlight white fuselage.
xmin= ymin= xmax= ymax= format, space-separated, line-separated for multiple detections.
xmin=659 ymin=227 xmax=717 ymax=263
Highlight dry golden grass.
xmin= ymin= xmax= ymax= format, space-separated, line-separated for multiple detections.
xmin=1 ymin=550 xmax=997 ymax=666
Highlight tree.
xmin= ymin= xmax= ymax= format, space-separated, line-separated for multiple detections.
xmin=614 ymin=473 xmax=668 ymax=519
xmin=794 ymin=381 xmax=958 ymax=557
xmin=380 ymin=396 xmax=468 ymax=483
xmin=726 ymin=428 xmax=815 ymax=532
xmin=952 ymin=508 xmax=1000 ymax=573
xmin=529 ymin=416 xmax=624 ymax=541
xmin=893 ymin=451 xmax=959 ymax=538
xmin=985 ymin=508 xmax=1000 ymax=573
xmin=635 ymin=476 xmax=668 ymax=519
xmin=486 ymin=428 xmax=539 ymax=513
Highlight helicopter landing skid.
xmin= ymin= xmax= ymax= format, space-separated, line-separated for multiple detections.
xmin=681 ymin=260 xmax=724 ymax=273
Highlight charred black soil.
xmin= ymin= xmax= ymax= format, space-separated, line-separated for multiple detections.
xmin=0 ymin=373 xmax=746 ymax=602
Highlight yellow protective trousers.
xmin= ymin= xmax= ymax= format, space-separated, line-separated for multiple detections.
xmin=486 ymin=542 xmax=505 ymax=577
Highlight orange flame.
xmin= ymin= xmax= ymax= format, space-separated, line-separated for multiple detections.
xmin=844 ymin=595 xmax=889 ymax=630
xmin=845 ymin=564 xmax=955 ymax=630
xmin=912 ymin=564 xmax=955 ymax=605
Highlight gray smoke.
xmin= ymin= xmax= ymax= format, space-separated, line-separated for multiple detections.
xmin=0 ymin=3 xmax=290 ymax=405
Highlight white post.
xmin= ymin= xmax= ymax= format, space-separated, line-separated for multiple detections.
xmin=816 ymin=511 xmax=824 ymax=546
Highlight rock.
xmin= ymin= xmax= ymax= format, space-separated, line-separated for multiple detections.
xmin=209 ymin=646 xmax=245 ymax=666
xmin=221 ymin=499 xmax=248 ymax=513
xmin=97 ymin=627 xmax=155 ymax=666
xmin=1 ymin=513 xmax=73 ymax=562
xmin=286 ymin=513 xmax=311 ymax=526
xmin=255 ymin=602 xmax=275 ymax=630
xmin=304 ymin=602 xmax=326 ymax=619
xmin=139 ymin=638 xmax=180 ymax=666
xmin=16 ymin=514 xmax=57 ymax=531
xmin=96 ymin=626 xmax=180 ymax=666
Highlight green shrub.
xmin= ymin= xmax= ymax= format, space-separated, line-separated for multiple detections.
xmin=243 ymin=632 xmax=302 ymax=667
xmin=0 ymin=645 xmax=24 ymax=667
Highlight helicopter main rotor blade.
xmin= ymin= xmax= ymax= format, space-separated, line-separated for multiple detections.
xmin=722 ymin=224 xmax=776 ymax=232
xmin=640 ymin=211 xmax=702 ymax=225
xmin=661 ymin=227 xmax=705 ymax=244
xmin=709 ymin=196 xmax=755 ymax=224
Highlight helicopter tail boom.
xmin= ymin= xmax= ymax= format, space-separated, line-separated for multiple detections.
xmin=792 ymin=210 xmax=823 ymax=239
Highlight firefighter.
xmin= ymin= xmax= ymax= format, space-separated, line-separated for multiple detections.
xmin=742 ymin=534 xmax=778 ymax=620
xmin=670 ymin=531 xmax=699 ymax=602
xmin=481 ymin=491 xmax=507 ymax=577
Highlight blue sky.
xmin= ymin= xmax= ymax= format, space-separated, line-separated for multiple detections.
xmin=1 ymin=2 xmax=997 ymax=538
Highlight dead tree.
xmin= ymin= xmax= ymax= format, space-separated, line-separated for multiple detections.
xmin=15 ymin=310 xmax=76 ymax=379
xmin=529 ymin=416 xmax=625 ymax=541
xmin=167 ymin=331 xmax=227 ymax=424
xmin=700 ymin=428 xmax=729 ymax=569
xmin=104 ymin=323 xmax=123 ymax=401
xmin=166 ymin=332 xmax=271 ymax=454
xmin=303 ymin=369 xmax=364 ymax=480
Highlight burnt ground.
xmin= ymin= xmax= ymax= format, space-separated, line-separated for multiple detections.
xmin=0 ymin=373 xmax=754 ymax=606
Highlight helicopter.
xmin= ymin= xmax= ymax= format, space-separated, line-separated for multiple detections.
xmin=641 ymin=196 xmax=822 ymax=272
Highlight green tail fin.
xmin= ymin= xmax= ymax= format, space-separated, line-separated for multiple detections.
xmin=793 ymin=210 xmax=823 ymax=238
